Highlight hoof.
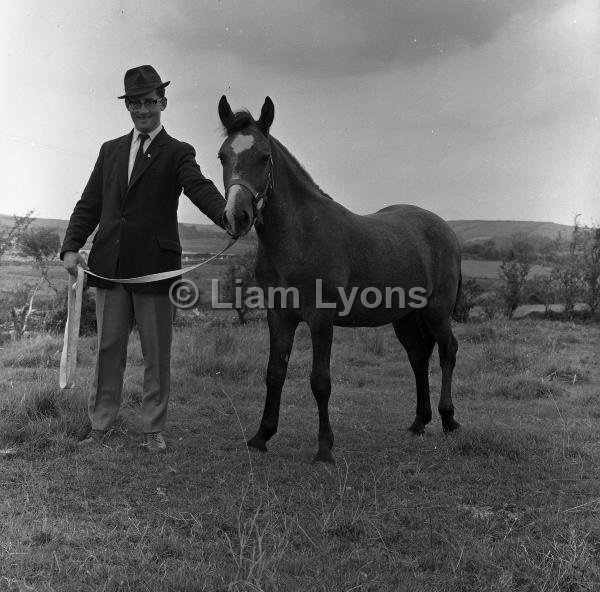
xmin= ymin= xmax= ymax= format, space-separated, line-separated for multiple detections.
xmin=442 ymin=419 xmax=461 ymax=433
xmin=312 ymin=449 xmax=335 ymax=464
xmin=246 ymin=435 xmax=268 ymax=452
xmin=408 ymin=421 xmax=426 ymax=435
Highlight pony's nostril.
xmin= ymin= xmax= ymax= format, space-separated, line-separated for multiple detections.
xmin=233 ymin=208 xmax=251 ymax=229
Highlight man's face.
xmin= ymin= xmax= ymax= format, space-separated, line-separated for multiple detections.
xmin=126 ymin=89 xmax=166 ymax=133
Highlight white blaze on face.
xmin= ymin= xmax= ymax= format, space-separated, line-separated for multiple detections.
xmin=225 ymin=184 xmax=247 ymax=206
xmin=231 ymin=133 xmax=254 ymax=155
xmin=224 ymin=133 xmax=257 ymax=236
xmin=225 ymin=184 xmax=253 ymax=237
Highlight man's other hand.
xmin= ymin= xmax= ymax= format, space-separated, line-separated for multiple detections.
xmin=62 ymin=251 xmax=89 ymax=277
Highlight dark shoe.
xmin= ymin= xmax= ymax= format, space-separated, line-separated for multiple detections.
xmin=78 ymin=429 xmax=107 ymax=446
xmin=141 ymin=432 xmax=166 ymax=452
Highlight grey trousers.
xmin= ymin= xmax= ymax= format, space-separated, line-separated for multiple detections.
xmin=90 ymin=284 xmax=174 ymax=433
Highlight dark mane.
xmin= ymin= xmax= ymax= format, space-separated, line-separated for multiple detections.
xmin=270 ymin=137 xmax=333 ymax=201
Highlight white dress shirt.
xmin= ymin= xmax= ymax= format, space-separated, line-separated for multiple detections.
xmin=128 ymin=125 xmax=163 ymax=182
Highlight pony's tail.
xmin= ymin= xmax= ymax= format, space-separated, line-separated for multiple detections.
xmin=453 ymin=271 xmax=463 ymax=317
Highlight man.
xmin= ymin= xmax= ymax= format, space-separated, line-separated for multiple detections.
xmin=61 ymin=65 xmax=227 ymax=451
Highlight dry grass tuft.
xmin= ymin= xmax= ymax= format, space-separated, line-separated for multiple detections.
xmin=490 ymin=375 xmax=565 ymax=400
xmin=1 ymin=333 xmax=62 ymax=368
xmin=544 ymin=362 xmax=591 ymax=384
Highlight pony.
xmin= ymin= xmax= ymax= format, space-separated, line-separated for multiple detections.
xmin=218 ymin=96 xmax=462 ymax=463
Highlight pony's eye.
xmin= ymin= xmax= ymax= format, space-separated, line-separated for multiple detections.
xmin=260 ymin=154 xmax=270 ymax=164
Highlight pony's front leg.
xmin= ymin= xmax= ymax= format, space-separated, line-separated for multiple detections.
xmin=247 ymin=309 xmax=299 ymax=452
xmin=308 ymin=315 xmax=335 ymax=464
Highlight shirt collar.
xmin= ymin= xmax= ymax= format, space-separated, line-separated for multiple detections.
xmin=134 ymin=124 xmax=163 ymax=143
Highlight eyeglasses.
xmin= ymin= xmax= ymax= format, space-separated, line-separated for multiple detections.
xmin=126 ymin=98 xmax=162 ymax=111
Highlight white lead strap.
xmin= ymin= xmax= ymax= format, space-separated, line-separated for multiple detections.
xmin=59 ymin=265 xmax=84 ymax=389
xmin=59 ymin=237 xmax=237 ymax=389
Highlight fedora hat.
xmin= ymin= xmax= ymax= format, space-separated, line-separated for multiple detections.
xmin=118 ymin=65 xmax=170 ymax=99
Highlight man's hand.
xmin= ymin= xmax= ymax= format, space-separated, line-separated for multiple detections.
xmin=62 ymin=251 xmax=89 ymax=277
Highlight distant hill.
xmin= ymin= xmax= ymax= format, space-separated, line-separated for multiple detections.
xmin=0 ymin=214 xmax=70 ymax=233
xmin=447 ymin=220 xmax=572 ymax=244
xmin=0 ymin=214 xmax=226 ymax=240
xmin=0 ymin=213 xmax=256 ymax=255
xmin=1 ymin=213 xmax=572 ymax=253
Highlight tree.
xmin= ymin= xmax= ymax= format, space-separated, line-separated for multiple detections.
xmin=5 ymin=225 xmax=61 ymax=338
xmin=1 ymin=211 xmax=37 ymax=338
xmin=580 ymin=226 xmax=600 ymax=315
xmin=44 ymin=287 xmax=97 ymax=336
xmin=7 ymin=282 xmax=40 ymax=339
xmin=478 ymin=291 xmax=504 ymax=320
xmin=498 ymin=234 xmax=532 ymax=319
xmin=452 ymin=277 xmax=483 ymax=323
xmin=17 ymin=227 xmax=61 ymax=294
xmin=528 ymin=274 xmax=558 ymax=318
xmin=538 ymin=236 xmax=560 ymax=265
xmin=0 ymin=210 xmax=35 ymax=263
xmin=551 ymin=217 xmax=584 ymax=320
xmin=222 ymin=250 xmax=257 ymax=324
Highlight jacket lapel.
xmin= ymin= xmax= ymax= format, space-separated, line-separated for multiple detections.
xmin=127 ymin=128 xmax=166 ymax=192
xmin=117 ymin=132 xmax=132 ymax=198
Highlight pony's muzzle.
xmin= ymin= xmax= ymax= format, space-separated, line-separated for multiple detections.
xmin=224 ymin=185 xmax=255 ymax=238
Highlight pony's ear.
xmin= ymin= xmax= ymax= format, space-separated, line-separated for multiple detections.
xmin=218 ymin=95 xmax=235 ymax=130
xmin=258 ymin=97 xmax=274 ymax=134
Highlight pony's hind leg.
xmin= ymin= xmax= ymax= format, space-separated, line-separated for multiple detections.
xmin=308 ymin=315 xmax=335 ymax=464
xmin=421 ymin=307 xmax=460 ymax=433
xmin=247 ymin=309 xmax=299 ymax=452
xmin=392 ymin=313 xmax=436 ymax=434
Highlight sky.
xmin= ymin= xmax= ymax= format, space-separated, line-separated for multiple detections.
xmin=1 ymin=0 xmax=599 ymax=226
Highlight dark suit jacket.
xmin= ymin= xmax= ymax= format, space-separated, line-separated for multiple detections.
xmin=61 ymin=128 xmax=226 ymax=293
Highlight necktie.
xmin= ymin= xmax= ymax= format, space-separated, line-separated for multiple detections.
xmin=130 ymin=133 xmax=150 ymax=181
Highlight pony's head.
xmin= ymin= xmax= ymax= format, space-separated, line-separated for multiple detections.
xmin=218 ymin=95 xmax=275 ymax=237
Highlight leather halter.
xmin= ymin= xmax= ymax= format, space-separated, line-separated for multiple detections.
xmin=224 ymin=155 xmax=274 ymax=225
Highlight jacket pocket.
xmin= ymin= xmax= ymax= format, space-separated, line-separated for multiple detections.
xmin=156 ymin=236 xmax=182 ymax=254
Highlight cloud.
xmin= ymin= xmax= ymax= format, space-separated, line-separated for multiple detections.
xmin=2 ymin=0 xmax=597 ymax=225
xmin=151 ymin=0 xmax=571 ymax=77
xmin=248 ymin=0 xmax=599 ymax=225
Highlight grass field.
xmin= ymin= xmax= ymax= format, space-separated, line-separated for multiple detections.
xmin=1 ymin=316 xmax=599 ymax=591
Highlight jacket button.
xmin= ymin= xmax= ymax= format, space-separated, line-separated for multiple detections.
xmin=115 ymin=239 xmax=120 ymax=245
